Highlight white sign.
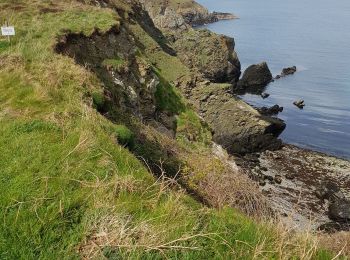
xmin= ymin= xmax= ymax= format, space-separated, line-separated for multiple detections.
xmin=1 ymin=26 xmax=15 ymax=36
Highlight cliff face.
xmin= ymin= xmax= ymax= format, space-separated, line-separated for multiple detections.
xmin=138 ymin=0 xmax=285 ymax=154
xmin=140 ymin=0 xmax=233 ymax=27
xmin=140 ymin=0 xmax=241 ymax=84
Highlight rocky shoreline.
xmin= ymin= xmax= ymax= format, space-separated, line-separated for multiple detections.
xmin=151 ymin=0 xmax=350 ymax=231
xmin=233 ymin=144 xmax=350 ymax=231
xmin=98 ymin=0 xmax=350 ymax=232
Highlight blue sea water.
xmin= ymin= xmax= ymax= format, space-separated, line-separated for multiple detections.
xmin=197 ymin=0 xmax=350 ymax=159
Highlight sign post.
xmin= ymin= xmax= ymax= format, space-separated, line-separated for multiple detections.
xmin=1 ymin=21 xmax=15 ymax=42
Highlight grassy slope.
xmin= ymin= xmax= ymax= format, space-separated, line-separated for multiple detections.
xmin=0 ymin=0 xmax=336 ymax=259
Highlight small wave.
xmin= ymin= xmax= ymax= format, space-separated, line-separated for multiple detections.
xmin=318 ymin=127 xmax=349 ymax=135
xmin=295 ymin=65 xmax=308 ymax=72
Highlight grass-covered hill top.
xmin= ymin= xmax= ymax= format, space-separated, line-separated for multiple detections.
xmin=0 ymin=0 xmax=340 ymax=259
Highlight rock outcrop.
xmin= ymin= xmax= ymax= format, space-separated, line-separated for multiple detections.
xmin=257 ymin=105 xmax=283 ymax=116
xmin=55 ymin=26 xmax=161 ymax=120
xmin=140 ymin=0 xmax=285 ymax=154
xmin=141 ymin=0 xmax=241 ymax=84
xmin=275 ymin=66 xmax=297 ymax=79
xmin=174 ymin=29 xmax=241 ymax=83
xmin=281 ymin=66 xmax=297 ymax=76
xmin=141 ymin=0 xmax=236 ymax=28
xmin=182 ymin=82 xmax=286 ymax=154
xmin=293 ymin=99 xmax=305 ymax=109
xmin=236 ymin=62 xmax=273 ymax=94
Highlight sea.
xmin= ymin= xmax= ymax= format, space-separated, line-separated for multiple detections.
xmin=197 ymin=0 xmax=350 ymax=159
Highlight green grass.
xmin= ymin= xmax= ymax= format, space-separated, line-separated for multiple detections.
xmin=114 ymin=124 xmax=135 ymax=148
xmin=0 ymin=0 xmax=340 ymax=259
xmin=102 ymin=57 xmax=126 ymax=71
xmin=176 ymin=109 xmax=212 ymax=147
xmin=154 ymin=69 xmax=186 ymax=114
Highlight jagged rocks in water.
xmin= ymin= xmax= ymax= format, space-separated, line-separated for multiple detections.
xmin=235 ymin=62 xmax=273 ymax=94
xmin=211 ymin=12 xmax=237 ymax=21
xmin=328 ymin=199 xmax=350 ymax=222
xmin=261 ymin=93 xmax=270 ymax=99
xmin=275 ymin=66 xmax=297 ymax=79
xmin=281 ymin=66 xmax=297 ymax=76
xmin=293 ymin=100 xmax=305 ymax=109
xmin=257 ymin=105 xmax=283 ymax=116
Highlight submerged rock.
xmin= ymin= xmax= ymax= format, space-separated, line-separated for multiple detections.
xmin=281 ymin=66 xmax=297 ymax=76
xmin=235 ymin=62 xmax=273 ymax=94
xmin=275 ymin=66 xmax=297 ymax=79
xmin=293 ymin=99 xmax=305 ymax=109
xmin=261 ymin=93 xmax=270 ymax=99
xmin=257 ymin=105 xmax=283 ymax=116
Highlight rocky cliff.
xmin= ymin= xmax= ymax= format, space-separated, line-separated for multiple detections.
xmin=140 ymin=0 xmax=236 ymax=27
xmin=139 ymin=0 xmax=285 ymax=154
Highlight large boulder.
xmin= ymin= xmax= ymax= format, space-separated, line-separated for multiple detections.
xmin=174 ymin=29 xmax=241 ymax=83
xmin=329 ymin=199 xmax=350 ymax=222
xmin=236 ymin=62 xmax=273 ymax=94
xmin=189 ymin=83 xmax=286 ymax=154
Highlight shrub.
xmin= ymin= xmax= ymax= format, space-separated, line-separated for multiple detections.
xmin=115 ymin=125 xmax=135 ymax=148
xmin=92 ymin=91 xmax=106 ymax=111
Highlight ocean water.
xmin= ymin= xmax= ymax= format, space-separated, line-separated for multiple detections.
xmin=197 ymin=0 xmax=350 ymax=159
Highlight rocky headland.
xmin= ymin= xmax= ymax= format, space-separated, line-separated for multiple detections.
xmin=141 ymin=0 xmax=237 ymax=28
xmin=139 ymin=0 xmax=350 ymax=232
xmin=57 ymin=0 xmax=349 ymax=232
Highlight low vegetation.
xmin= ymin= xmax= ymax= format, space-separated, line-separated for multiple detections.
xmin=0 ymin=0 xmax=344 ymax=258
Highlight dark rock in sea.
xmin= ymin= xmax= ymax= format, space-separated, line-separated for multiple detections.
xmin=275 ymin=66 xmax=297 ymax=79
xmin=281 ymin=66 xmax=297 ymax=76
xmin=258 ymin=105 xmax=283 ymax=116
xmin=293 ymin=99 xmax=305 ymax=109
xmin=235 ymin=62 xmax=273 ymax=94
xmin=328 ymin=198 xmax=350 ymax=222
xmin=212 ymin=12 xmax=237 ymax=21
xmin=261 ymin=93 xmax=270 ymax=99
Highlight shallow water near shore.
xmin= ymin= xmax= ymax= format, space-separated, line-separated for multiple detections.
xmin=197 ymin=0 xmax=350 ymax=159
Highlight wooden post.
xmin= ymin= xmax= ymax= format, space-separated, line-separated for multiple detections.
xmin=6 ymin=20 xmax=10 ymax=43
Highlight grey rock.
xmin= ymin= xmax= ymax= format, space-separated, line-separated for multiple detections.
xmin=261 ymin=93 xmax=270 ymax=99
xmin=257 ymin=105 xmax=283 ymax=116
xmin=293 ymin=99 xmax=305 ymax=109
xmin=329 ymin=199 xmax=350 ymax=222
xmin=236 ymin=62 xmax=273 ymax=94
xmin=281 ymin=66 xmax=297 ymax=76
